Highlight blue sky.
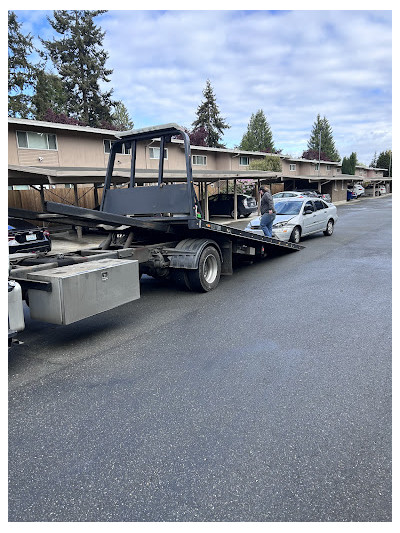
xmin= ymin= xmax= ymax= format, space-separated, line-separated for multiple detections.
xmin=13 ymin=8 xmax=392 ymax=165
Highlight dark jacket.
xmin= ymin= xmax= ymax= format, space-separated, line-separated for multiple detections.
xmin=260 ymin=191 xmax=276 ymax=215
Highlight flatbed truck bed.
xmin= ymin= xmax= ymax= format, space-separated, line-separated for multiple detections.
xmin=8 ymin=124 xmax=303 ymax=341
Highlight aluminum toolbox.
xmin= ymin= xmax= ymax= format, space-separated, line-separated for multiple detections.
xmin=26 ymin=258 xmax=140 ymax=325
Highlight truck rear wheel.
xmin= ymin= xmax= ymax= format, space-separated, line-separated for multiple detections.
xmin=186 ymin=246 xmax=221 ymax=292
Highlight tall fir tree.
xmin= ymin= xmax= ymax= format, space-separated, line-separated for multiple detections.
xmin=307 ymin=114 xmax=340 ymax=162
xmin=41 ymin=10 xmax=114 ymax=127
xmin=31 ymin=71 xmax=68 ymax=120
xmin=192 ymin=80 xmax=230 ymax=148
xmin=8 ymin=11 xmax=35 ymax=118
xmin=370 ymin=151 xmax=378 ymax=168
xmin=239 ymin=110 xmax=275 ymax=152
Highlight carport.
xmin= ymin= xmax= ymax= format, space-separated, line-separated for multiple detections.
xmin=8 ymin=164 xmax=283 ymax=223
xmin=278 ymin=174 xmax=379 ymax=203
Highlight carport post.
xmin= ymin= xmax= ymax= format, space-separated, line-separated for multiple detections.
xmin=373 ymin=183 xmax=376 ymax=197
xmin=257 ymin=179 xmax=261 ymax=215
xmin=233 ymin=179 xmax=238 ymax=219
xmin=204 ymin=182 xmax=209 ymax=220
xmin=93 ymin=183 xmax=99 ymax=208
xmin=39 ymin=184 xmax=45 ymax=211
xmin=73 ymin=183 xmax=83 ymax=240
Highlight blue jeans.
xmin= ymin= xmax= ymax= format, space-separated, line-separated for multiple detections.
xmin=260 ymin=212 xmax=276 ymax=237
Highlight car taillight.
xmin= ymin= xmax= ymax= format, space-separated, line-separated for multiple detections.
xmin=8 ymin=235 xmax=14 ymax=241
xmin=43 ymin=230 xmax=50 ymax=237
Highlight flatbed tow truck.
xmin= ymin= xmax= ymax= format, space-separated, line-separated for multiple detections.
xmin=8 ymin=124 xmax=303 ymax=343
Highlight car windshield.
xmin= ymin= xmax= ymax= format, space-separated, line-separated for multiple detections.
xmin=274 ymin=201 xmax=302 ymax=215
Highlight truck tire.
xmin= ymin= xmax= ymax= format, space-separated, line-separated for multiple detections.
xmin=186 ymin=246 xmax=221 ymax=292
xmin=171 ymin=269 xmax=191 ymax=290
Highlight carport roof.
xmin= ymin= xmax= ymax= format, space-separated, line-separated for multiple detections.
xmin=8 ymin=164 xmax=283 ymax=186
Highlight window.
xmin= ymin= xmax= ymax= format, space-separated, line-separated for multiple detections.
xmin=314 ymin=164 xmax=320 ymax=171
xmin=239 ymin=156 xmax=249 ymax=166
xmin=17 ymin=131 xmax=57 ymax=150
xmin=193 ymin=155 xmax=207 ymax=165
xmin=104 ymin=139 xmax=131 ymax=155
xmin=289 ymin=164 xmax=296 ymax=171
xmin=149 ymin=146 xmax=168 ymax=160
xmin=326 ymin=165 xmax=331 ymax=171
xmin=314 ymin=200 xmax=325 ymax=210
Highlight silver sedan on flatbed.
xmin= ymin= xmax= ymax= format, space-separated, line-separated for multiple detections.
xmin=245 ymin=198 xmax=338 ymax=244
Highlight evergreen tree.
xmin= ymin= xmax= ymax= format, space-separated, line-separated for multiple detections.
xmin=192 ymin=80 xmax=230 ymax=148
xmin=341 ymin=152 xmax=358 ymax=175
xmin=111 ymin=101 xmax=134 ymax=130
xmin=31 ymin=71 xmax=68 ymax=120
xmin=8 ymin=11 xmax=35 ymax=117
xmin=370 ymin=151 xmax=378 ymax=168
xmin=41 ymin=10 xmax=114 ymax=127
xmin=376 ymin=150 xmax=392 ymax=177
xmin=307 ymin=114 xmax=340 ymax=162
xmin=341 ymin=156 xmax=349 ymax=175
xmin=349 ymin=152 xmax=357 ymax=175
xmin=239 ymin=110 xmax=275 ymax=152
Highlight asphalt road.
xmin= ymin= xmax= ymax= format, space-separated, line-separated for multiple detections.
xmin=8 ymin=196 xmax=392 ymax=522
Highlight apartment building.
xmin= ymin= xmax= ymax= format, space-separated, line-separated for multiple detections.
xmin=8 ymin=118 xmax=388 ymax=204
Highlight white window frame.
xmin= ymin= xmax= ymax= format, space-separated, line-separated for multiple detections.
xmin=192 ymin=155 xmax=207 ymax=166
xmin=104 ymin=139 xmax=131 ymax=155
xmin=326 ymin=165 xmax=331 ymax=171
xmin=16 ymin=130 xmax=58 ymax=151
xmin=314 ymin=163 xmax=320 ymax=171
xmin=289 ymin=164 xmax=296 ymax=171
xmin=239 ymin=156 xmax=250 ymax=166
xmin=149 ymin=146 xmax=168 ymax=160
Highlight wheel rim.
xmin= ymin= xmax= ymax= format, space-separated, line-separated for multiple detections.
xmin=294 ymin=228 xmax=300 ymax=243
xmin=203 ymin=254 xmax=219 ymax=284
xmin=327 ymin=221 xmax=333 ymax=234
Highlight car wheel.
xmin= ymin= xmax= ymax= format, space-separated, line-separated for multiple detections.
xmin=186 ymin=246 xmax=221 ymax=292
xmin=289 ymin=226 xmax=301 ymax=244
xmin=244 ymin=213 xmax=251 ymax=218
xmin=323 ymin=219 xmax=334 ymax=236
xmin=230 ymin=210 xmax=240 ymax=218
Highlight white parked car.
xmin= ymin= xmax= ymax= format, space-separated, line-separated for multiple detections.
xmin=272 ymin=191 xmax=318 ymax=200
xmin=351 ymin=184 xmax=365 ymax=197
xmin=245 ymin=198 xmax=338 ymax=244
xmin=376 ymin=184 xmax=387 ymax=195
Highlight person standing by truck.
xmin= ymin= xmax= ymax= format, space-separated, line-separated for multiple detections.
xmin=259 ymin=186 xmax=276 ymax=237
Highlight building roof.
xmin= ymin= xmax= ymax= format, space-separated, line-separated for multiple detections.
xmin=8 ymin=117 xmax=120 ymax=136
xmin=8 ymin=118 xmax=387 ymax=172
xmin=282 ymin=156 xmax=341 ymax=166
xmin=8 ymin=118 xmax=276 ymax=157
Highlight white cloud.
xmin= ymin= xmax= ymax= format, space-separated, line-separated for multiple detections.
xmin=15 ymin=9 xmax=392 ymax=164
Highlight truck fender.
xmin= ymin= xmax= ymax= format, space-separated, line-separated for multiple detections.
xmin=168 ymin=238 xmax=222 ymax=270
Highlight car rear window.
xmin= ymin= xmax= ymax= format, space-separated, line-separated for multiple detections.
xmin=8 ymin=218 xmax=36 ymax=230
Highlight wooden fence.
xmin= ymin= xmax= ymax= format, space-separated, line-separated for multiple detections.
xmin=8 ymin=186 xmax=104 ymax=212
